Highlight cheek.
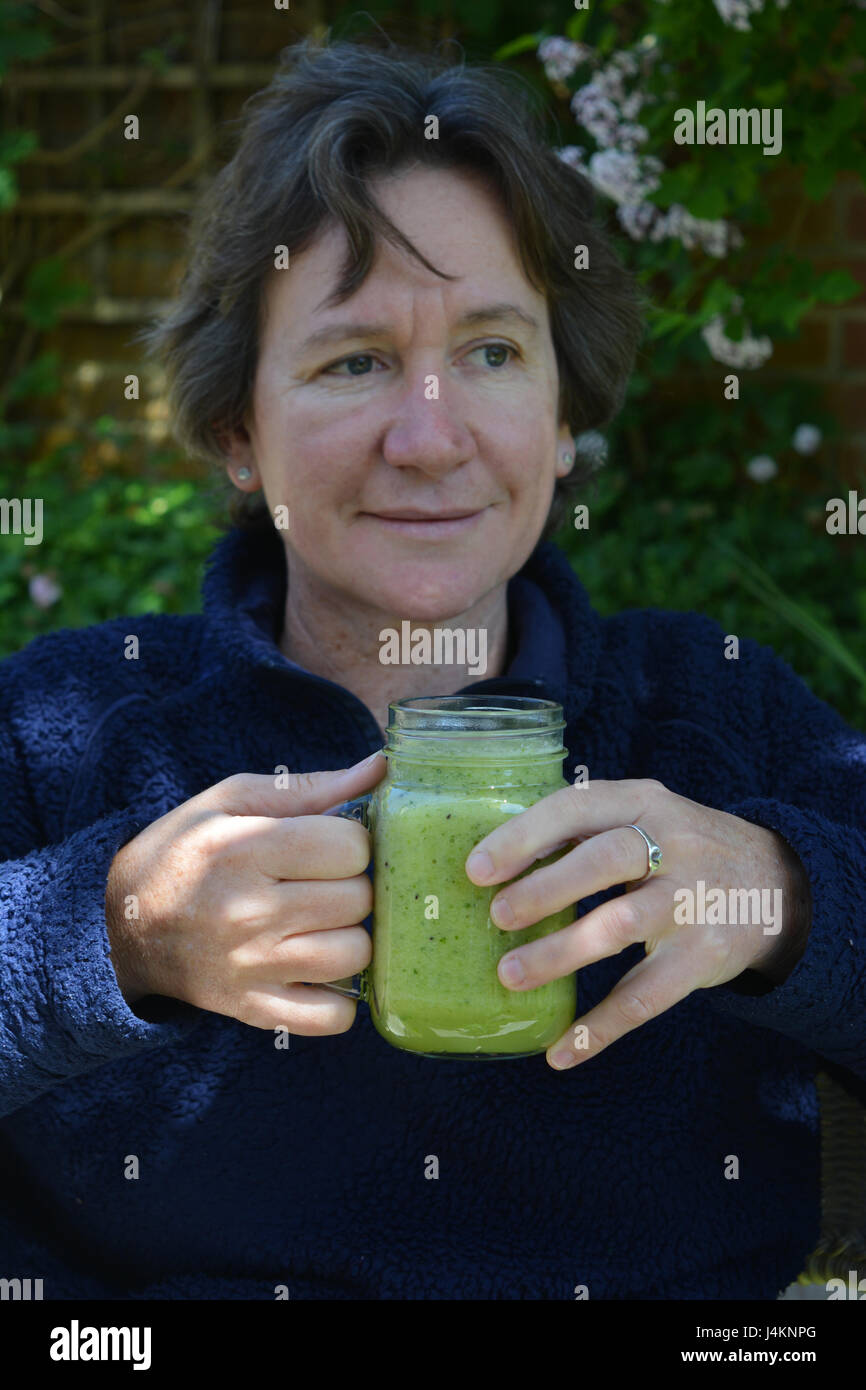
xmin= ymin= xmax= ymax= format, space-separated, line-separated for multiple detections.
xmin=481 ymin=413 xmax=558 ymax=494
xmin=258 ymin=396 xmax=366 ymax=500
xmin=483 ymin=374 xmax=558 ymax=442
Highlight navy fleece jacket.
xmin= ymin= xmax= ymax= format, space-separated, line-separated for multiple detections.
xmin=1 ymin=522 xmax=865 ymax=1300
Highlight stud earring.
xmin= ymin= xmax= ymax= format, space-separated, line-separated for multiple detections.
xmin=236 ymin=466 xmax=252 ymax=482
xmin=562 ymin=452 xmax=573 ymax=465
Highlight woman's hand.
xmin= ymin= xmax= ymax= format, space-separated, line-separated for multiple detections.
xmin=464 ymin=778 xmax=812 ymax=1071
xmin=105 ymin=753 xmax=387 ymax=1034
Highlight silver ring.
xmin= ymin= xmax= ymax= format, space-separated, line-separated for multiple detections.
xmin=320 ymin=975 xmax=364 ymax=999
xmin=625 ymin=824 xmax=663 ymax=881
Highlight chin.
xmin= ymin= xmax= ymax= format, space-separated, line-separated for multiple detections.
xmin=365 ymin=564 xmax=494 ymax=622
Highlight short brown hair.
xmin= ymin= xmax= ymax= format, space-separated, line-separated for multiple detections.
xmin=137 ymin=34 xmax=645 ymax=540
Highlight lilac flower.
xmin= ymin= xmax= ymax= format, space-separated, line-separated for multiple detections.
xmin=549 ymin=33 xmax=742 ymax=261
xmin=608 ymin=50 xmax=640 ymax=78
xmin=746 ymin=455 xmax=778 ymax=482
xmin=654 ymin=204 xmax=744 ymax=257
xmin=712 ymin=0 xmax=790 ymax=30
xmin=574 ymin=430 xmax=609 ymax=469
xmin=616 ymin=123 xmax=650 ymax=153
xmin=537 ymin=37 xmax=591 ymax=84
xmin=29 ymin=574 xmax=62 ymax=608
xmin=701 ymin=297 xmax=773 ymax=368
xmin=621 ymin=92 xmax=646 ymax=121
xmin=570 ymin=84 xmax=621 ymax=147
xmin=792 ymin=424 xmax=822 ymax=455
xmin=583 ymin=149 xmax=663 ymax=205
xmin=557 ymin=145 xmax=587 ymax=170
xmin=616 ymin=201 xmax=662 ymax=240
xmin=568 ymin=41 xmax=657 ymax=153
xmin=713 ymin=0 xmax=762 ymax=31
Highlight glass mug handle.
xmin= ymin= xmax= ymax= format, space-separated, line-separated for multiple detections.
xmin=320 ymin=792 xmax=374 ymax=1001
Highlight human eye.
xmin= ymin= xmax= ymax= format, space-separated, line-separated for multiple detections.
xmin=322 ymin=353 xmax=385 ymax=377
xmin=463 ymin=341 xmax=518 ymax=369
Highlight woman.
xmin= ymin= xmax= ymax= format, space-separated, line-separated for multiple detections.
xmin=1 ymin=36 xmax=864 ymax=1302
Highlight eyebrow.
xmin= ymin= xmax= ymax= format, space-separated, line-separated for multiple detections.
xmin=295 ymin=303 xmax=540 ymax=355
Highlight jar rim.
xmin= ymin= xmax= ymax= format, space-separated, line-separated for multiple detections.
xmin=387 ymin=694 xmax=565 ymax=735
xmin=391 ymin=695 xmax=560 ymax=712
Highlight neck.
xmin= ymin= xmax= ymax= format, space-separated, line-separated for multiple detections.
xmin=278 ymin=562 xmax=511 ymax=740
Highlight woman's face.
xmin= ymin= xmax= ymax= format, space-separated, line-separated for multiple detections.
xmin=228 ymin=164 xmax=574 ymax=622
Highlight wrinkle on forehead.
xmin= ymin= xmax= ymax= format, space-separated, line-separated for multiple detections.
xmin=258 ymin=166 xmax=550 ymax=354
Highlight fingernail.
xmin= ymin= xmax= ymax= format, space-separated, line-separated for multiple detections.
xmin=499 ymin=954 xmax=524 ymax=987
xmin=490 ymin=896 xmax=513 ymax=927
xmin=550 ymin=1051 xmax=575 ymax=1070
xmin=466 ymin=849 xmax=494 ymax=882
xmin=356 ymin=750 xmax=384 ymax=768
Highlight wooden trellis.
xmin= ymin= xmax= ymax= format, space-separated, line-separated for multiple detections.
xmin=1 ymin=0 xmax=326 ymax=330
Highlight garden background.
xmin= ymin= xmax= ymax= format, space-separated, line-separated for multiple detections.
xmin=1 ymin=0 xmax=864 ymax=725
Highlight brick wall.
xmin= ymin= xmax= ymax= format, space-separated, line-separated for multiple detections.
xmin=759 ymin=172 xmax=866 ymax=479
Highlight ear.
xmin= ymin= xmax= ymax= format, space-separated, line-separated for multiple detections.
xmin=555 ymin=421 xmax=575 ymax=478
xmin=215 ymin=417 xmax=260 ymax=490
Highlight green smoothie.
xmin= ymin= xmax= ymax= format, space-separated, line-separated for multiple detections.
xmin=367 ymin=755 xmax=577 ymax=1057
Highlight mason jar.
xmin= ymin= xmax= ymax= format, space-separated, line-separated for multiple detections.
xmin=329 ymin=696 xmax=577 ymax=1059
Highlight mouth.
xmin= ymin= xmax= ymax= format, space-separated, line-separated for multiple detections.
xmin=363 ymin=508 xmax=487 ymax=537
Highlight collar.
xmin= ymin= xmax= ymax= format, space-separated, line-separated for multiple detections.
xmin=201 ymin=523 xmax=600 ymax=729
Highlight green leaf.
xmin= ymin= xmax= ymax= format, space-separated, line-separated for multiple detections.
xmin=0 ymin=129 xmax=38 ymax=163
xmin=781 ymin=298 xmax=812 ymax=332
xmin=493 ymin=32 xmax=542 ymax=62
xmin=825 ymin=91 xmax=863 ymax=141
xmin=754 ymin=82 xmax=786 ymax=106
xmin=0 ymin=26 xmax=54 ymax=75
xmin=6 ymin=351 xmax=62 ymax=402
xmin=687 ymin=184 xmax=729 ymax=220
xmin=566 ymin=8 xmax=593 ymax=41
xmin=802 ymin=163 xmax=836 ymax=200
xmin=646 ymin=308 xmax=692 ymax=340
xmin=732 ymin=163 xmax=758 ymax=202
xmin=596 ymin=22 xmax=618 ymax=56
xmin=813 ymin=269 xmax=862 ymax=306
xmin=19 ymin=258 xmax=90 ymax=328
xmin=140 ymin=47 xmax=170 ymax=75
xmin=655 ymin=163 xmax=700 ymax=208
xmin=710 ymin=539 xmax=866 ymax=691
xmin=0 ymin=167 xmax=18 ymax=209
xmin=700 ymin=279 xmax=738 ymax=318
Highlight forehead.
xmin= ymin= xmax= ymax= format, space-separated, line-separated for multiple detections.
xmin=260 ymin=165 xmax=546 ymax=336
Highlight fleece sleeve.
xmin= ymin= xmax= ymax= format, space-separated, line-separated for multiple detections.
xmin=0 ymin=678 xmax=202 ymax=1119
xmin=703 ymin=637 xmax=866 ymax=1085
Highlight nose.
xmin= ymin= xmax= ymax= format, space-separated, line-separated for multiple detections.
xmin=381 ymin=375 xmax=475 ymax=477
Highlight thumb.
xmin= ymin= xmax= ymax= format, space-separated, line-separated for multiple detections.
xmin=208 ymin=751 xmax=387 ymax=818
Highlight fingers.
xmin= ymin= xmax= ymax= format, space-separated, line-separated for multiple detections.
xmin=220 ymin=874 xmax=373 ymax=940
xmin=230 ymin=922 xmax=373 ymax=981
xmin=208 ymin=813 xmax=372 ymax=881
xmin=545 ymin=945 xmax=698 ymax=1070
xmin=465 ymin=778 xmax=663 ymax=885
xmin=498 ymin=878 xmax=670 ymax=988
xmin=204 ymin=757 xmax=386 ymax=819
xmin=275 ymin=873 xmax=374 ymax=932
xmin=231 ymin=982 xmax=360 ymax=1035
xmin=489 ymin=826 xmax=657 ymax=931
